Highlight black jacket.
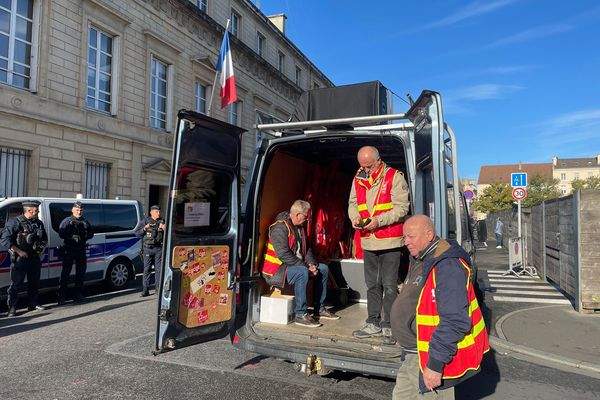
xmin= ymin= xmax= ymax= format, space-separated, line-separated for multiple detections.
xmin=59 ymin=215 xmax=93 ymax=249
xmin=269 ymin=211 xmax=317 ymax=268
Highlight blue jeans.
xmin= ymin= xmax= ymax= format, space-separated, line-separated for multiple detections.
xmin=495 ymin=233 xmax=503 ymax=247
xmin=285 ymin=263 xmax=329 ymax=316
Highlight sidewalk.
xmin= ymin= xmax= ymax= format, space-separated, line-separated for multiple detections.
xmin=475 ymin=243 xmax=600 ymax=377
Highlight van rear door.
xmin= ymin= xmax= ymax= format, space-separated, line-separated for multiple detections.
xmin=155 ymin=111 xmax=245 ymax=352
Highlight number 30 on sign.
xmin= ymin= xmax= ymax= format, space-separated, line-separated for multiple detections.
xmin=512 ymin=187 xmax=527 ymax=201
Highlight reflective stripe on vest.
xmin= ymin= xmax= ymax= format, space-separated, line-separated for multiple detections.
xmin=354 ymin=167 xmax=403 ymax=240
xmin=262 ymin=219 xmax=305 ymax=276
xmin=415 ymin=258 xmax=490 ymax=379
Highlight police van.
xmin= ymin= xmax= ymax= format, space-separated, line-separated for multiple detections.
xmin=0 ymin=197 xmax=144 ymax=297
xmin=155 ymin=86 xmax=475 ymax=378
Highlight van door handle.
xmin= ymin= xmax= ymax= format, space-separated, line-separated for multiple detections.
xmin=241 ymin=238 xmax=252 ymax=265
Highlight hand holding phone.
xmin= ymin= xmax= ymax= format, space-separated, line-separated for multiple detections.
xmin=355 ymin=218 xmax=371 ymax=230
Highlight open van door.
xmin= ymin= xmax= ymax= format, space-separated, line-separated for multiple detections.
xmin=405 ymin=91 xmax=462 ymax=242
xmin=155 ymin=110 xmax=245 ymax=353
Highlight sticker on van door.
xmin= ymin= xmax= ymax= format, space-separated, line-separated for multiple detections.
xmin=172 ymin=245 xmax=232 ymax=328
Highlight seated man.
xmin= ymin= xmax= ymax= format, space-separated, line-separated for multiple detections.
xmin=262 ymin=200 xmax=340 ymax=327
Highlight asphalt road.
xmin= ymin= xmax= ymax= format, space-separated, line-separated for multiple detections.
xmin=1 ymin=280 xmax=599 ymax=400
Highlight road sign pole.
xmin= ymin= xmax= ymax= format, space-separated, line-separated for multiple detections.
xmin=518 ymin=199 xmax=522 ymax=238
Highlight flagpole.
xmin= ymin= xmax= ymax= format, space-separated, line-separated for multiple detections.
xmin=207 ymin=19 xmax=230 ymax=117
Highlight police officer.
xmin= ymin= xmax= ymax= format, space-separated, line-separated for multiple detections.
xmin=135 ymin=205 xmax=165 ymax=297
xmin=58 ymin=201 xmax=94 ymax=304
xmin=0 ymin=200 xmax=48 ymax=317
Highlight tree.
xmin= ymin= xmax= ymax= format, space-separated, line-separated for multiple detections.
xmin=571 ymin=176 xmax=600 ymax=191
xmin=521 ymin=174 xmax=561 ymax=207
xmin=473 ymin=182 xmax=512 ymax=213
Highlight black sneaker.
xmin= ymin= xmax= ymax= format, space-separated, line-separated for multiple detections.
xmin=140 ymin=291 xmax=149 ymax=298
xmin=315 ymin=308 xmax=340 ymax=320
xmin=27 ymin=305 xmax=47 ymax=311
xmin=7 ymin=307 xmax=17 ymax=317
xmin=295 ymin=313 xmax=321 ymax=328
xmin=57 ymin=298 xmax=67 ymax=306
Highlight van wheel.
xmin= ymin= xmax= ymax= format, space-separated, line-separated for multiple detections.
xmin=106 ymin=259 xmax=132 ymax=290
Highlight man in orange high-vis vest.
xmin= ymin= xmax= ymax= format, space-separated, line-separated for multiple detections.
xmin=262 ymin=200 xmax=340 ymax=328
xmin=391 ymin=215 xmax=489 ymax=399
xmin=348 ymin=146 xmax=410 ymax=344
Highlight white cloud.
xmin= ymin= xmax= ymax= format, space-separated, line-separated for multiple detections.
xmin=448 ymin=83 xmax=523 ymax=101
xmin=485 ymin=65 xmax=537 ymax=74
xmin=534 ymin=109 xmax=600 ymax=156
xmin=488 ymin=24 xmax=574 ymax=48
xmin=425 ymin=0 xmax=518 ymax=29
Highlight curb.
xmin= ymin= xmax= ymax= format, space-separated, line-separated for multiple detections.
xmin=491 ymin=304 xmax=600 ymax=376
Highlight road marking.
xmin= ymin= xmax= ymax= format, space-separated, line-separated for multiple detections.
xmin=491 ymin=296 xmax=571 ymax=304
xmin=487 ymin=283 xmax=557 ymax=290
xmin=487 ymin=278 xmax=541 ymax=284
xmin=490 ymin=289 xmax=564 ymax=296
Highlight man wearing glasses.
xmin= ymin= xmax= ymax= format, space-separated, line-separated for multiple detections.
xmin=348 ymin=146 xmax=410 ymax=344
xmin=1 ymin=200 xmax=48 ymax=317
xmin=262 ymin=200 xmax=340 ymax=327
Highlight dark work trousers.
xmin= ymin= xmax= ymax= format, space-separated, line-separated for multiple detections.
xmin=59 ymin=249 xmax=87 ymax=298
xmin=363 ymin=248 xmax=401 ymax=329
xmin=7 ymin=254 xmax=42 ymax=308
xmin=142 ymin=247 xmax=162 ymax=292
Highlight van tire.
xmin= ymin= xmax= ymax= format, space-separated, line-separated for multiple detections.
xmin=106 ymin=258 xmax=133 ymax=291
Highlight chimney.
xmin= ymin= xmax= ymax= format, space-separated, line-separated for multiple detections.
xmin=552 ymin=156 xmax=558 ymax=166
xmin=597 ymin=154 xmax=600 ymax=165
xmin=268 ymin=13 xmax=287 ymax=35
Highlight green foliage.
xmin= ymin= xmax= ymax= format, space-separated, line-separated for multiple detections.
xmin=473 ymin=182 xmax=512 ymax=213
xmin=521 ymin=174 xmax=561 ymax=207
xmin=571 ymin=175 xmax=600 ymax=191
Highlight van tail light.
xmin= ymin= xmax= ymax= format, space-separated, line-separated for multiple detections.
xmin=233 ymin=335 xmax=239 ymax=344
xmin=235 ymin=292 xmax=241 ymax=305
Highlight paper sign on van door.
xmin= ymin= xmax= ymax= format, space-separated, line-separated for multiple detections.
xmin=171 ymin=245 xmax=232 ymax=328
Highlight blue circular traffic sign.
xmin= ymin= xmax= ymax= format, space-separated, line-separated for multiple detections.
xmin=464 ymin=189 xmax=474 ymax=200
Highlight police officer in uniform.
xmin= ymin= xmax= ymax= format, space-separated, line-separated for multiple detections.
xmin=0 ymin=200 xmax=48 ymax=317
xmin=58 ymin=201 xmax=94 ymax=304
xmin=134 ymin=205 xmax=165 ymax=297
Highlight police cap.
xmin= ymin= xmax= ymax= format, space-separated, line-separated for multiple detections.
xmin=22 ymin=200 xmax=40 ymax=208
xmin=73 ymin=201 xmax=84 ymax=209
xmin=150 ymin=205 xmax=161 ymax=211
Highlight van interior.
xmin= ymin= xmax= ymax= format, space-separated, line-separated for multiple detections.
xmin=249 ymin=133 xmax=414 ymax=356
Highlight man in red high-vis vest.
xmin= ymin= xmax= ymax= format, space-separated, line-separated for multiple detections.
xmin=348 ymin=146 xmax=410 ymax=344
xmin=391 ymin=215 xmax=489 ymax=399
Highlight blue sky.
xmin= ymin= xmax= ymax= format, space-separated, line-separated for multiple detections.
xmin=256 ymin=0 xmax=600 ymax=180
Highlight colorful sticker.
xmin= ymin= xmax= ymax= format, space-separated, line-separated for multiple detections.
xmin=197 ymin=310 xmax=209 ymax=324
xmin=212 ymin=284 xmax=221 ymax=294
xmin=187 ymin=249 xmax=195 ymax=262
xmin=211 ymin=251 xmax=223 ymax=267
xmin=210 ymin=301 xmax=217 ymax=310
xmin=178 ymin=248 xmax=187 ymax=258
xmin=217 ymin=271 xmax=225 ymax=281
xmin=219 ymin=293 xmax=229 ymax=305
xmin=204 ymin=284 xmax=212 ymax=295
xmin=198 ymin=248 xmax=206 ymax=258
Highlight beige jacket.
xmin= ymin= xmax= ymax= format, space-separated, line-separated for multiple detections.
xmin=348 ymin=164 xmax=410 ymax=251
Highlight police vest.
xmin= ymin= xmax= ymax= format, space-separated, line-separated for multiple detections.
xmin=16 ymin=216 xmax=46 ymax=254
xmin=143 ymin=218 xmax=164 ymax=248
xmin=354 ymin=166 xmax=404 ymax=240
xmin=262 ymin=219 xmax=306 ymax=277
xmin=416 ymin=258 xmax=490 ymax=379
xmin=64 ymin=218 xmax=88 ymax=249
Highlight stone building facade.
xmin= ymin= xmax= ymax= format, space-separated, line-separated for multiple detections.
xmin=552 ymin=155 xmax=600 ymax=195
xmin=0 ymin=0 xmax=332 ymax=211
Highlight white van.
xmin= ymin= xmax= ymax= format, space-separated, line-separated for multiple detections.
xmin=0 ymin=197 xmax=144 ymax=298
xmin=154 ymin=88 xmax=475 ymax=378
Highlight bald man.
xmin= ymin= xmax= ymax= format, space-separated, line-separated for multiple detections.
xmin=391 ymin=215 xmax=489 ymax=399
xmin=348 ymin=146 xmax=410 ymax=343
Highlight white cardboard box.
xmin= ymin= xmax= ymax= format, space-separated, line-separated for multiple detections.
xmin=259 ymin=295 xmax=295 ymax=324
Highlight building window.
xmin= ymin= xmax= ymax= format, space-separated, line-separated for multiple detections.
xmin=561 ymin=186 xmax=566 ymax=195
xmin=0 ymin=146 xmax=29 ymax=197
xmin=230 ymin=11 xmax=240 ymax=38
xmin=196 ymin=0 xmax=207 ymax=13
xmin=150 ymin=56 xmax=168 ymax=130
xmin=195 ymin=82 xmax=207 ymax=114
xmin=256 ymin=32 xmax=265 ymax=57
xmin=85 ymin=160 xmax=110 ymax=199
xmin=277 ymin=50 xmax=285 ymax=73
xmin=560 ymin=172 xmax=566 ymax=181
xmin=87 ymin=26 xmax=113 ymax=113
xmin=589 ymin=172 xmax=594 ymax=178
xmin=228 ymin=101 xmax=239 ymax=126
xmin=295 ymin=66 xmax=301 ymax=86
xmin=0 ymin=0 xmax=34 ymax=89
xmin=574 ymin=172 xmax=579 ymax=180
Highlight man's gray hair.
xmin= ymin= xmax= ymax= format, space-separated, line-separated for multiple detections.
xmin=290 ymin=200 xmax=311 ymax=214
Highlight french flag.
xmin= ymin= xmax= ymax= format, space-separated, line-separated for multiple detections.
xmin=216 ymin=30 xmax=237 ymax=109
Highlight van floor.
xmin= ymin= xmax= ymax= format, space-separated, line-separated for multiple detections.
xmin=252 ymin=302 xmax=402 ymax=357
